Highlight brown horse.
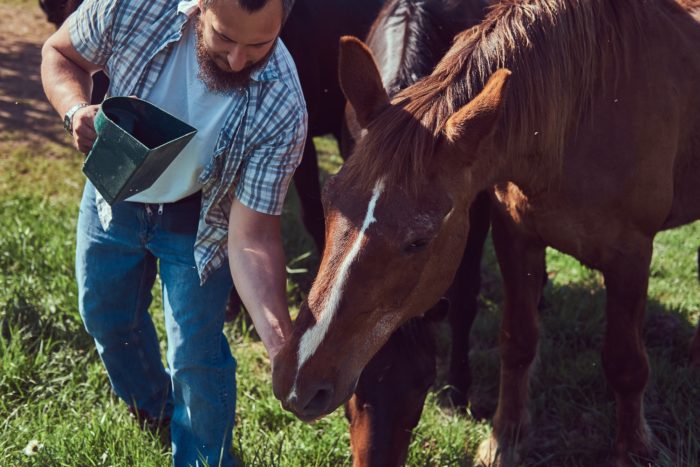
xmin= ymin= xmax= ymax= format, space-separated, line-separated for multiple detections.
xmin=345 ymin=0 xmax=490 ymax=413
xmin=348 ymin=0 xmax=494 ymax=412
xmin=272 ymin=0 xmax=700 ymax=465
xmin=341 ymin=1 xmax=494 ymax=464
xmin=339 ymin=2 xmax=495 ymax=464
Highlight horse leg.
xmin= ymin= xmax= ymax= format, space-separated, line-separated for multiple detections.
xmin=476 ymin=209 xmax=544 ymax=467
xmin=692 ymin=247 xmax=700 ymax=366
xmin=690 ymin=323 xmax=700 ymax=368
xmin=445 ymin=190 xmax=490 ymax=411
xmin=600 ymin=237 xmax=654 ymax=465
xmin=293 ymin=134 xmax=326 ymax=253
xmin=345 ymin=318 xmax=436 ymax=467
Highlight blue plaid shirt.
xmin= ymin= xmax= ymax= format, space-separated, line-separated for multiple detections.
xmin=69 ymin=0 xmax=307 ymax=283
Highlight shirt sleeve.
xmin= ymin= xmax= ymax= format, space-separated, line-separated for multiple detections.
xmin=68 ymin=0 xmax=119 ymax=67
xmin=234 ymin=104 xmax=308 ymax=216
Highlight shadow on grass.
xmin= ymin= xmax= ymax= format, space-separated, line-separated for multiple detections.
xmin=455 ymin=270 xmax=700 ymax=467
xmin=0 ymin=42 xmax=68 ymax=147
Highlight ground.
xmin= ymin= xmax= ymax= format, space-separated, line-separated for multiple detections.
xmin=0 ymin=2 xmax=64 ymax=146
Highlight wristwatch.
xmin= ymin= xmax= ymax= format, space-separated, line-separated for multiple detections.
xmin=63 ymin=102 xmax=89 ymax=134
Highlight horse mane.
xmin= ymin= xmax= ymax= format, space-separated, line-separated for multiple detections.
xmin=370 ymin=0 xmax=456 ymax=95
xmin=369 ymin=0 xmax=491 ymax=96
xmin=343 ymin=0 xmax=671 ymax=194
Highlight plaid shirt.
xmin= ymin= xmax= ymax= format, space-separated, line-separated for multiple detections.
xmin=69 ymin=0 xmax=307 ymax=284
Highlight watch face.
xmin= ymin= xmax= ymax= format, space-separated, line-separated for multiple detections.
xmin=64 ymin=103 xmax=87 ymax=134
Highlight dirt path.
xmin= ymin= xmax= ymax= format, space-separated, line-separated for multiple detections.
xmin=0 ymin=2 xmax=67 ymax=146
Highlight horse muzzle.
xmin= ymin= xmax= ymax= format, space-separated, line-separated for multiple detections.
xmin=273 ymin=356 xmax=358 ymax=422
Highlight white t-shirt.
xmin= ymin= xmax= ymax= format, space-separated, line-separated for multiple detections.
xmin=127 ymin=8 xmax=233 ymax=203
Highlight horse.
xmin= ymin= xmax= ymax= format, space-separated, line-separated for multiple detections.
xmin=272 ymin=1 xmax=700 ymax=466
xmin=341 ymin=1 xmax=494 ymax=464
xmin=344 ymin=298 xmax=448 ymax=466
xmin=38 ymin=0 xmax=386 ymax=253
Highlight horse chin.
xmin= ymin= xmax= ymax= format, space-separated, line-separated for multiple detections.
xmin=282 ymin=376 xmax=359 ymax=423
xmin=324 ymin=377 xmax=360 ymax=420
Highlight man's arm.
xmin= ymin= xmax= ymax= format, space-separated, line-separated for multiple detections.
xmin=41 ymin=20 xmax=102 ymax=153
xmin=228 ymin=198 xmax=292 ymax=362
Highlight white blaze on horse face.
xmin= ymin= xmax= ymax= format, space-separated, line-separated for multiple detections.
xmin=289 ymin=179 xmax=386 ymax=400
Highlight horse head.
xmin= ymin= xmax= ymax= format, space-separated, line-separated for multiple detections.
xmin=272 ymin=36 xmax=510 ymax=421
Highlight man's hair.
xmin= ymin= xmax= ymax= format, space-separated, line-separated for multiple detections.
xmin=201 ymin=0 xmax=295 ymax=21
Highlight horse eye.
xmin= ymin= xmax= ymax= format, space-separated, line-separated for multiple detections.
xmin=403 ymin=238 xmax=430 ymax=254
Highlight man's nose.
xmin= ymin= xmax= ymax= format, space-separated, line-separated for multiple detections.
xmin=227 ymin=46 xmax=247 ymax=72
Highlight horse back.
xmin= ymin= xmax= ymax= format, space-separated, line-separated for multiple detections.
xmin=497 ymin=2 xmax=700 ymax=265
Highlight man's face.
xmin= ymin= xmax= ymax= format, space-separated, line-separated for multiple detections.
xmin=196 ymin=0 xmax=283 ymax=92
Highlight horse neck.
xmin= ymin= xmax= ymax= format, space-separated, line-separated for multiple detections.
xmin=468 ymin=137 xmax=516 ymax=193
xmin=425 ymin=0 xmax=661 ymax=194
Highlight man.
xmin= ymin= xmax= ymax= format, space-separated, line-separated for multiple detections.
xmin=40 ymin=0 xmax=305 ymax=465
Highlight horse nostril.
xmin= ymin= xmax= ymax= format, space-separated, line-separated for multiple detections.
xmin=301 ymin=383 xmax=334 ymax=416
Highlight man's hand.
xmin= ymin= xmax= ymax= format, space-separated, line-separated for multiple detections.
xmin=72 ymin=104 xmax=100 ymax=154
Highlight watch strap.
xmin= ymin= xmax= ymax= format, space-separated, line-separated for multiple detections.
xmin=63 ymin=102 xmax=89 ymax=134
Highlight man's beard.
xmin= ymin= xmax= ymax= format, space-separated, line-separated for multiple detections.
xmin=195 ymin=17 xmax=275 ymax=94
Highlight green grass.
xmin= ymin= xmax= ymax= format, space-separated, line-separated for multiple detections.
xmin=1 ymin=132 xmax=698 ymax=466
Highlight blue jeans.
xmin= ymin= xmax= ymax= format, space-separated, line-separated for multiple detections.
xmin=76 ymin=182 xmax=236 ymax=467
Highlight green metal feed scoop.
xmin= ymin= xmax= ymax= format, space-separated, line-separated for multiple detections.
xmin=83 ymin=96 xmax=197 ymax=205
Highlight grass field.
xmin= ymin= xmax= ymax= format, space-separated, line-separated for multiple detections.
xmin=1 ymin=130 xmax=699 ymax=467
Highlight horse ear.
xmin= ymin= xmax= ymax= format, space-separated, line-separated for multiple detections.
xmin=339 ymin=36 xmax=390 ymax=129
xmin=443 ymin=68 xmax=512 ymax=146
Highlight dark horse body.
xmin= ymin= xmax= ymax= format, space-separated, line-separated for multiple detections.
xmin=274 ymin=1 xmax=700 ymax=466
xmin=279 ymin=0 xmax=386 ymax=249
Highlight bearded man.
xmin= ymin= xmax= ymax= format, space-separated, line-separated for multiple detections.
xmin=40 ymin=0 xmax=306 ymax=465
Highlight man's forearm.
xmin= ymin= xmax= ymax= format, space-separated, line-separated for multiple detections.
xmin=41 ymin=25 xmax=95 ymax=118
xmin=228 ymin=233 xmax=292 ymax=360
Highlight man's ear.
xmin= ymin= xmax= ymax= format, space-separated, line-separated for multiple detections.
xmin=338 ymin=36 xmax=390 ymax=128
